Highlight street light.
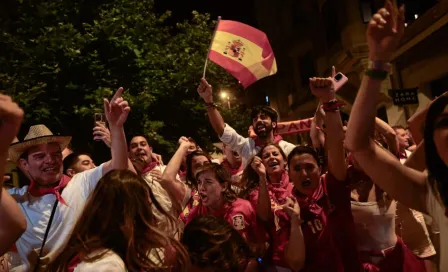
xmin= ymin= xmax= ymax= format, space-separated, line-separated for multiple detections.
xmin=220 ymin=91 xmax=231 ymax=109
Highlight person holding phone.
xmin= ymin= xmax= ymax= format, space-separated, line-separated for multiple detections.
xmin=6 ymin=87 xmax=130 ymax=271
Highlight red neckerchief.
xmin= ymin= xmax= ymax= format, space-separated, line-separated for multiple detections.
xmin=221 ymin=159 xmax=243 ymax=176
xmin=268 ymin=171 xmax=292 ymax=201
xmin=254 ymin=134 xmax=283 ymax=148
xmin=68 ymin=254 xmax=82 ymax=272
xmin=293 ymin=176 xmax=330 ymax=215
xmin=178 ymin=169 xmax=187 ymax=179
xmin=141 ymin=161 xmax=159 ymax=175
xmin=28 ymin=175 xmax=71 ymax=206
xmin=399 ymin=151 xmax=407 ymax=159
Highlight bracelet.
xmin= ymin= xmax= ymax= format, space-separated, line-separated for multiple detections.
xmin=205 ymin=102 xmax=218 ymax=109
xmin=365 ymin=69 xmax=388 ymax=80
xmin=322 ymin=100 xmax=345 ymax=112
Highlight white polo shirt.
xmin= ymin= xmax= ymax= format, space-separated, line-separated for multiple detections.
xmin=7 ymin=164 xmax=104 ymax=271
xmin=220 ymin=124 xmax=296 ymax=169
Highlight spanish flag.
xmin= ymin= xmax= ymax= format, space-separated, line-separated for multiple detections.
xmin=208 ymin=20 xmax=278 ymax=88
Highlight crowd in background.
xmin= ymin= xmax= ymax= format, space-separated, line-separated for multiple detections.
xmin=0 ymin=1 xmax=447 ymax=271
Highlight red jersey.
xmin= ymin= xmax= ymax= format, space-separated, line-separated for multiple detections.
xmin=185 ymin=198 xmax=262 ymax=244
xmin=248 ymin=171 xmax=293 ymax=268
xmin=294 ymin=173 xmax=361 ymax=272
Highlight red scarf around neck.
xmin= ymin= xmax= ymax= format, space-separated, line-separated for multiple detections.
xmin=254 ymin=134 xmax=283 ymax=148
xmin=221 ymin=159 xmax=243 ymax=176
xmin=267 ymin=171 xmax=292 ymax=201
xmin=28 ymin=175 xmax=71 ymax=205
xmin=141 ymin=161 xmax=159 ymax=175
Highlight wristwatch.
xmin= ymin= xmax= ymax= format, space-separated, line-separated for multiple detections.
xmin=367 ymin=60 xmax=392 ymax=73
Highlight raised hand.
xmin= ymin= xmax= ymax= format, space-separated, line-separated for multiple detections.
xmin=104 ymin=87 xmax=131 ymax=127
xmin=367 ymin=0 xmax=405 ymax=62
xmin=197 ymin=78 xmax=213 ymax=103
xmin=178 ymin=136 xmax=190 ymax=147
xmin=93 ymin=122 xmax=112 ymax=147
xmin=0 ymin=94 xmax=24 ymax=152
xmin=251 ymin=156 xmax=266 ymax=178
xmin=281 ymin=197 xmax=301 ymax=219
xmin=309 ymin=66 xmax=336 ymax=103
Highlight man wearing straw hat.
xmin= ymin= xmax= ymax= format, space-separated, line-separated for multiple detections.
xmin=6 ymin=88 xmax=130 ymax=271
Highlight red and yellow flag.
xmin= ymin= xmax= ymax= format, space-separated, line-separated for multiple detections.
xmin=208 ymin=20 xmax=278 ymax=88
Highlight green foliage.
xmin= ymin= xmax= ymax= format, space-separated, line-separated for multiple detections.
xmin=0 ymin=0 xmax=251 ymax=158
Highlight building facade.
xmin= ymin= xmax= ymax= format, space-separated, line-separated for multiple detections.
xmin=250 ymin=0 xmax=448 ymax=143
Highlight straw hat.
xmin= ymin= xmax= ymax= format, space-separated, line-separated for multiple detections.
xmin=8 ymin=125 xmax=72 ymax=163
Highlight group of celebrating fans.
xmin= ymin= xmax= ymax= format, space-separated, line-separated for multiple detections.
xmin=0 ymin=1 xmax=446 ymax=271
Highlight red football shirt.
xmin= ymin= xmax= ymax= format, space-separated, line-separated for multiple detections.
xmin=294 ymin=173 xmax=361 ymax=272
xmin=248 ymin=172 xmax=294 ymax=268
xmin=185 ymin=198 xmax=263 ymax=244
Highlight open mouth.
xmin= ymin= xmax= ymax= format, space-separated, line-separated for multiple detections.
xmin=232 ymin=151 xmax=240 ymax=157
xmin=256 ymin=123 xmax=266 ymax=132
xmin=199 ymin=193 xmax=207 ymax=201
xmin=268 ymin=160 xmax=279 ymax=168
xmin=301 ymin=179 xmax=311 ymax=187
xmin=43 ymin=167 xmax=59 ymax=173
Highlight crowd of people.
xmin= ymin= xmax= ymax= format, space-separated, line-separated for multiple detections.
xmin=0 ymin=1 xmax=446 ymax=271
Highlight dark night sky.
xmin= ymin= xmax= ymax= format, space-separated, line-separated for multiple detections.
xmin=154 ymin=0 xmax=258 ymax=27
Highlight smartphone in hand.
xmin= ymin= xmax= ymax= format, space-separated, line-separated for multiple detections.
xmin=94 ymin=113 xmax=106 ymax=127
xmin=333 ymin=72 xmax=348 ymax=91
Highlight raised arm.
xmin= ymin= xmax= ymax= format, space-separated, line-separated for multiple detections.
xmin=310 ymin=102 xmax=326 ymax=149
xmin=374 ymin=117 xmax=399 ymax=155
xmin=310 ymin=67 xmax=347 ymax=181
xmin=345 ymin=2 xmax=428 ymax=212
xmin=283 ymin=198 xmax=305 ymax=272
xmin=0 ymin=94 xmax=27 ymax=255
xmin=407 ymin=91 xmax=448 ymax=144
xmin=161 ymin=137 xmax=190 ymax=208
xmin=197 ymin=78 xmax=226 ymax=136
xmin=197 ymin=78 xmax=252 ymax=157
xmin=251 ymin=157 xmax=273 ymax=222
xmin=101 ymin=87 xmax=131 ymax=175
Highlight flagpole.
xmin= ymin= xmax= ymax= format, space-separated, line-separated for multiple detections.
xmin=203 ymin=16 xmax=221 ymax=78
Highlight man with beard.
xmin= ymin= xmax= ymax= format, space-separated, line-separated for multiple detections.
xmin=197 ymin=78 xmax=296 ymax=168
xmin=6 ymin=87 xmax=130 ymax=270
xmin=128 ymin=135 xmax=177 ymax=232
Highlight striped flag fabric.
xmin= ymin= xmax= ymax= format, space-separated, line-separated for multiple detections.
xmin=208 ymin=20 xmax=277 ymax=88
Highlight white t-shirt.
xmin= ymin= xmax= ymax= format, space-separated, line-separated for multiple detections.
xmin=220 ymin=124 xmax=296 ymax=169
xmin=7 ymin=164 xmax=104 ymax=271
xmin=426 ymin=182 xmax=448 ymax=271
xmin=142 ymin=164 xmax=180 ymax=237
xmin=73 ymin=249 xmax=126 ymax=272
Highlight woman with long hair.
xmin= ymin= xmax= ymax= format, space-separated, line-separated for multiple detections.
xmin=49 ymin=170 xmax=189 ymax=272
xmin=161 ymin=137 xmax=212 ymax=222
xmin=181 ymin=215 xmax=258 ymax=272
xmin=185 ymin=163 xmax=263 ymax=251
xmin=346 ymin=2 xmax=447 ymax=271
